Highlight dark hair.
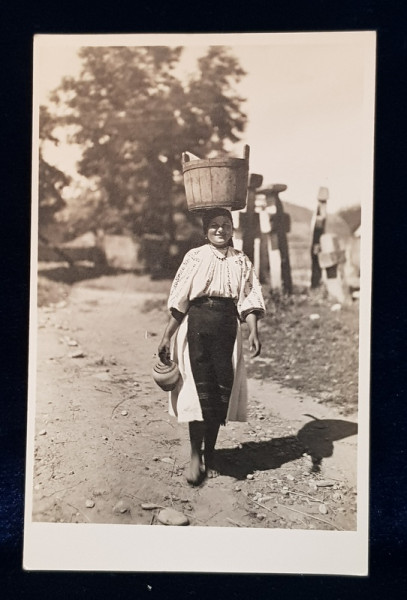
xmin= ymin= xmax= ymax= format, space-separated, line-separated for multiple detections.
xmin=201 ymin=207 xmax=233 ymax=234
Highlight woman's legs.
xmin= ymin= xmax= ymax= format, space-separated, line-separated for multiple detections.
xmin=186 ymin=421 xmax=205 ymax=485
xmin=186 ymin=419 xmax=221 ymax=483
xmin=204 ymin=419 xmax=221 ymax=477
xmin=186 ymin=303 xmax=236 ymax=482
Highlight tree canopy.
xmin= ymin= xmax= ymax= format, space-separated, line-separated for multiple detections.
xmin=38 ymin=106 xmax=70 ymax=233
xmin=41 ymin=45 xmax=247 ymax=238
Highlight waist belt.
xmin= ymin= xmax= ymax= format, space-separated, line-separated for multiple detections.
xmin=190 ymin=296 xmax=236 ymax=308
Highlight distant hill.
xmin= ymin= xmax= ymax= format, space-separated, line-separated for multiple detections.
xmin=282 ymin=200 xmax=313 ymax=225
xmin=282 ymin=199 xmax=352 ymax=243
xmin=337 ymin=205 xmax=361 ymax=234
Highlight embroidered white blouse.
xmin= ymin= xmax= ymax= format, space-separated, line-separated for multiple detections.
xmin=168 ymin=244 xmax=266 ymax=321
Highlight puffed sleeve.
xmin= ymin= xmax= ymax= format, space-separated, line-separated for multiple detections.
xmin=237 ymin=255 xmax=266 ymax=321
xmin=167 ymin=248 xmax=201 ymax=315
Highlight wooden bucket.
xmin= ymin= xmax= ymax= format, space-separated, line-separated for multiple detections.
xmin=182 ymin=145 xmax=250 ymax=212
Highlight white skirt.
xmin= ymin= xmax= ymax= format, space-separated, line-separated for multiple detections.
xmin=169 ymin=315 xmax=248 ymax=423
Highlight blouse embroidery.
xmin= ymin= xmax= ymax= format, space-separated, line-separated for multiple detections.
xmin=168 ymin=244 xmax=265 ymax=321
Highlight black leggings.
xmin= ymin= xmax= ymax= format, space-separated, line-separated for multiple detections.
xmin=187 ymin=298 xmax=237 ymax=425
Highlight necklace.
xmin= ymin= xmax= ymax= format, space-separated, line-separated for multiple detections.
xmin=209 ymin=244 xmax=229 ymax=260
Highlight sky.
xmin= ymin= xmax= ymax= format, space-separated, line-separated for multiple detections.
xmin=35 ymin=32 xmax=376 ymax=213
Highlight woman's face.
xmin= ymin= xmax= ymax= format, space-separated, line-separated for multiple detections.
xmin=207 ymin=215 xmax=233 ymax=248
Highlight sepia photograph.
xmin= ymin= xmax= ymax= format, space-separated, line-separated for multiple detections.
xmin=24 ymin=32 xmax=375 ymax=574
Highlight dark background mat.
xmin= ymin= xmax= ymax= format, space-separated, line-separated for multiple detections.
xmin=1 ymin=1 xmax=406 ymax=598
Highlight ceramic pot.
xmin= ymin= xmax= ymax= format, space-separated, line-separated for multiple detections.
xmin=152 ymin=359 xmax=180 ymax=392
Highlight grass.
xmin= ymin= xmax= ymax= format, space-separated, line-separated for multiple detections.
xmin=246 ymin=287 xmax=359 ymax=415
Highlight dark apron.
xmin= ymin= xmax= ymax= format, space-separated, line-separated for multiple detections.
xmin=187 ymin=297 xmax=237 ymax=424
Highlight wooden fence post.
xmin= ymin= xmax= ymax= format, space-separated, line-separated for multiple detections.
xmin=259 ymin=185 xmax=293 ymax=295
xmin=318 ymin=233 xmax=352 ymax=304
xmin=241 ymin=173 xmax=263 ymax=264
xmin=310 ymin=186 xmax=329 ymax=288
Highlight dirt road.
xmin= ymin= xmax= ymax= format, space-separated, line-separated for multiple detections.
xmin=31 ymin=275 xmax=358 ymax=530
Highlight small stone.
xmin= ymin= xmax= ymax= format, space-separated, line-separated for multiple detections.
xmin=69 ymin=350 xmax=85 ymax=359
xmin=121 ymin=410 xmax=128 ymax=416
xmin=286 ymin=474 xmax=295 ymax=481
xmin=103 ymin=436 xmax=108 ymax=441
xmin=319 ymin=503 xmax=328 ymax=515
xmin=85 ymin=499 xmax=95 ymax=508
xmin=256 ymin=513 xmax=266 ymax=520
xmin=67 ymin=339 xmax=78 ymax=346
xmin=258 ymin=495 xmax=273 ymax=503
xmin=316 ymin=480 xmax=335 ymax=487
xmin=309 ymin=313 xmax=320 ymax=320
xmin=141 ymin=503 xmax=161 ymax=510
xmin=94 ymin=372 xmax=111 ymax=381
xmin=331 ymin=303 xmax=342 ymax=312
xmin=332 ymin=492 xmax=343 ymax=502
xmin=161 ymin=457 xmax=174 ymax=464
xmin=38 ymin=429 xmax=47 ymax=436
xmin=234 ymin=486 xmax=241 ymax=492
xmin=246 ymin=474 xmax=254 ymax=480
xmin=152 ymin=456 xmax=160 ymax=461
xmin=157 ymin=508 xmax=189 ymax=526
xmin=113 ymin=500 xmax=131 ymax=514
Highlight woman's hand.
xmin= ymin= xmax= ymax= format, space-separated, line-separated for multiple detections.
xmin=158 ymin=336 xmax=171 ymax=364
xmin=157 ymin=313 xmax=183 ymax=365
xmin=246 ymin=312 xmax=261 ymax=357
xmin=248 ymin=331 xmax=261 ymax=357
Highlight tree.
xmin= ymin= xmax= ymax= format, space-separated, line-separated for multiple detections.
xmin=44 ymin=45 xmax=247 ymax=239
xmin=38 ymin=106 xmax=70 ymax=237
xmin=182 ymin=46 xmax=247 ymax=156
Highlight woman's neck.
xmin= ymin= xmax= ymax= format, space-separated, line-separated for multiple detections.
xmin=208 ymin=242 xmax=229 ymax=250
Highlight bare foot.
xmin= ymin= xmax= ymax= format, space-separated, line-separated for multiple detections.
xmin=204 ymin=452 xmax=219 ymax=479
xmin=206 ymin=468 xmax=220 ymax=479
xmin=186 ymin=454 xmax=204 ymax=486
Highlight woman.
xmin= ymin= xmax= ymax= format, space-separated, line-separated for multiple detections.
xmin=158 ymin=207 xmax=265 ymax=485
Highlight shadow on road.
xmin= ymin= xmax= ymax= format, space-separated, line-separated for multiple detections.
xmin=38 ymin=264 xmax=133 ymax=285
xmin=216 ymin=416 xmax=358 ymax=480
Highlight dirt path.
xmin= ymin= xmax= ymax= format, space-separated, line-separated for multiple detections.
xmin=31 ymin=278 xmax=358 ymax=530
